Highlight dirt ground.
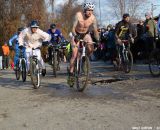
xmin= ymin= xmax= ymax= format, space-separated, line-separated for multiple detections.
xmin=0 ymin=61 xmax=160 ymax=130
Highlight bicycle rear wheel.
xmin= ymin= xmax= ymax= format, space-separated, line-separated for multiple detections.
xmin=15 ymin=61 xmax=20 ymax=80
xmin=30 ymin=58 xmax=41 ymax=89
xmin=75 ymin=56 xmax=90 ymax=92
xmin=123 ymin=50 xmax=133 ymax=73
xmin=21 ymin=59 xmax=26 ymax=82
xmin=149 ymin=49 xmax=160 ymax=77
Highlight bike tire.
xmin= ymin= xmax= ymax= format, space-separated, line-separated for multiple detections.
xmin=149 ymin=49 xmax=160 ymax=77
xmin=57 ymin=51 xmax=61 ymax=71
xmin=123 ymin=50 xmax=133 ymax=73
xmin=30 ymin=58 xmax=41 ymax=89
xmin=15 ymin=61 xmax=20 ymax=80
xmin=75 ymin=56 xmax=90 ymax=92
xmin=21 ymin=59 xmax=26 ymax=82
xmin=52 ymin=52 xmax=57 ymax=77
xmin=113 ymin=57 xmax=120 ymax=71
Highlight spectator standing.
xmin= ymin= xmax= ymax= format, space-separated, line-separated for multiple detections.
xmin=143 ymin=12 xmax=157 ymax=59
xmin=138 ymin=20 xmax=145 ymax=56
xmin=157 ymin=14 xmax=160 ymax=37
xmin=2 ymin=42 xmax=10 ymax=69
xmin=106 ymin=24 xmax=116 ymax=63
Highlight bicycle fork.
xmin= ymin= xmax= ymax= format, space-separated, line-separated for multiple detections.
xmin=77 ymin=46 xmax=86 ymax=74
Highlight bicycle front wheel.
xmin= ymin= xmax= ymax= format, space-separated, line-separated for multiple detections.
xmin=30 ymin=58 xmax=41 ymax=89
xmin=52 ymin=52 xmax=57 ymax=77
xmin=15 ymin=61 xmax=20 ymax=80
xmin=123 ymin=50 xmax=133 ymax=73
xmin=149 ymin=49 xmax=160 ymax=77
xmin=21 ymin=59 xmax=26 ymax=82
xmin=75 ymin=56 xmax=90 ymax=92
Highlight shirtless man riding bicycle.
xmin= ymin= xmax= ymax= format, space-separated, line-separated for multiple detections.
xmin=68 ymin=2 xmax=99 ymax=80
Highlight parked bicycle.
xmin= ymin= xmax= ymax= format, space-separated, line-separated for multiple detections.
xmin=15 ymin=49 xmax=27 ymax=82
xmin=30 ymin=48 xmax=41 ymax=89
xmin=113 ymin=40 xmax=133 ymax=73
xmin=149 ymin=48 xmax=160 ymax=77
xmin=68 ymin=39 xmax=95 ymax=92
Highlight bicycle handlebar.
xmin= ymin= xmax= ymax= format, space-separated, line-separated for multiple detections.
xmin=79 ymin=39 xmax=97 ymax=44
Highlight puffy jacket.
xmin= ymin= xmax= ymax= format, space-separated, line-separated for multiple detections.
xmin=2 ymin=45 xmax=10 ymax=56
xmin=144 ymin=18 xmax=157 ymax=37
xmin=47 ymin=29 xmax=64 ymax=44
xmin=18 ymin=27 xmax=51 ymax=49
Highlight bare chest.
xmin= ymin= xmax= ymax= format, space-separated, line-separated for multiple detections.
xmin=77 ymin=16 xmax=93 ymax=28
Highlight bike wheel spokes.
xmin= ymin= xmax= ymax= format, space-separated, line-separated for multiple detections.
xmin=76 ymin=56 xmax=90 ymax=92
xmin=30 ymin=59 xmax=40 ymax=89
xmin=149 ymin=50 xmax=160 ymax=77
xmin=123 ymin=50 xmax=133 ymax=73
xmin=21 ymin=59 xmax=26 ymax=82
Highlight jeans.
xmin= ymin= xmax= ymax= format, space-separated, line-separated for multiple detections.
xmin=3 ymin=55 xmax=9 ymax=69
xmin=144 ymin=37 xmax=155 ymax=59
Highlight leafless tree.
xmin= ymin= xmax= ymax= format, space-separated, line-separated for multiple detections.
xmin=109 ymin=0 xmax=149 ymax=20
xmin=0 ymin=0 xmax=48 ymax=44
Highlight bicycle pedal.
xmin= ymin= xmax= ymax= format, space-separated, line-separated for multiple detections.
xmin=67 ymin=77 xmax=74 ymax=87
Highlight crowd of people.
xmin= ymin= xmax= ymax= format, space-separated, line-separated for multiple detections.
xmin=0 ymin=2 xmax=160 ymax=79
xmin=92 ymin=12 xmax=159 ymax=64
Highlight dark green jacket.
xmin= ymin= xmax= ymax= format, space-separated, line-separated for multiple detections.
xmin=144 ymin=18 xmax=157 ymax=37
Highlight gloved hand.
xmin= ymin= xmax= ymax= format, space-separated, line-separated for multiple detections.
xmin=9 ymin=46 xmax=14 ymax=50
xmin=131 ymin=37 xmax=134 ymax=44
xmin=117 ymin=38 xmax=122 ymax=45
xmin=74 ymin=35 xmax=80 ymax=43
xmin=18 ymin=45 xmax=23 ymax=50
xmin=42 ymin=41 xmax=49 ymax=46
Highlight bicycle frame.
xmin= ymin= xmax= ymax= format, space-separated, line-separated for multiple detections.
xmin=118 ymin=40 xmax=130 ymax=64
xmin=18 ymin=50 xmax=26 ymax=68
xmin=31 ymin=49 xmax=41 ymax=70
xmin=76 ymin=41 xmax=87 ymax=73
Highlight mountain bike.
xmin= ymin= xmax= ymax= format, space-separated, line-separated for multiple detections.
xmin=113 ymin=40 xmax=133 ymax=73
xmin=49 ymin=42 xmax=67 ymax=77
xmin=68 ymin=39 xmax=95 ymax=92
xmin=149 ymin=48 xmax=160 ymax=77
xmin=15 ymin=49 xmax=27 ymax=82
xmin=30 ymin=48 xmax=41 ymax=89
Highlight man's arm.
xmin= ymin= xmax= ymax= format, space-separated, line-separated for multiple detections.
xmin=115 ymin=22 xmax=121 ymax=40
xmin=92 ymin=17 xmax=99 ymax=41
xmin=18 ymin=29 xmax=27 ymax=47
xmin=72 ymin=13 xmax=78 ymax=36
xmin=9 ymin=34 xmax=17 ymax=46
xmin=39 ymin=29 xmax=51 ymax=42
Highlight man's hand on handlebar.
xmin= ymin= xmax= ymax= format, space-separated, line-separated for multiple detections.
xmin=74 ymin=35 xmax=81 ymax=43
xmin=42 ymin=41 xmax=49 ymax=46
xmin=130 ymin=37 xmax=134 ymax=44
xmin=18 ymin=45 xmax=24 ymax=50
